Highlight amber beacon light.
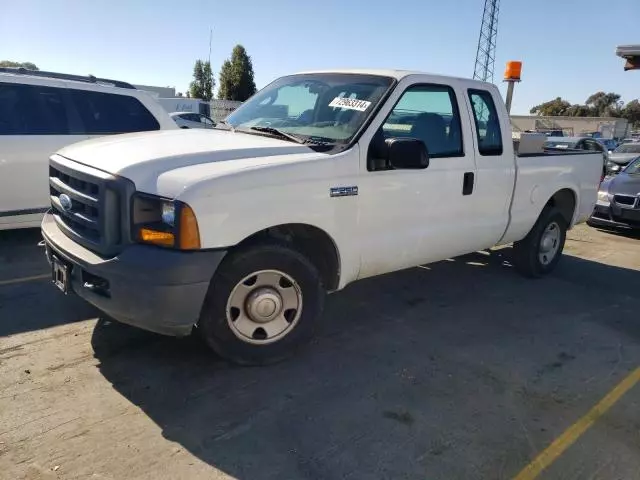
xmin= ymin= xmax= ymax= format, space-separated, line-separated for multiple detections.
xmin=504 ymin=61 xmax=522 ymax=81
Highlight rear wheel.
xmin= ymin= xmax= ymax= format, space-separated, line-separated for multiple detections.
xmin=512 ymin=207 xmax=567 ymax=278
xmin=198 ymin=243 xmax=325 ymax=365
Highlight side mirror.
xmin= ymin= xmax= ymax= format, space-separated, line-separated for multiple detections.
xmin=386 ymin=138 xmax=430 ymax=169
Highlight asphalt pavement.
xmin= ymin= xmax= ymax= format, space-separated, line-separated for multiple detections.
xmin=1 ymin=225 xmax=639 ymax=480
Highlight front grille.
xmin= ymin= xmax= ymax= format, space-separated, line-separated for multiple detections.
xmin=50 ymin=167 xmax=102 ymax=242
xmin=613 ymin=195 xmax=639 ymax=208
xmin=49 ymin=155 xmax=135 ymax=256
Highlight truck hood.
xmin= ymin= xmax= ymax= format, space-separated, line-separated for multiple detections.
xmin=56 ymin=129 xmax=318 ymax=193
xmin=608 ymin=152 xmax=640 ymax=165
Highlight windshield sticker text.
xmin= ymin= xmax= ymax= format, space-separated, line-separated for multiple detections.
xmin=329 ymin=97 xmax=371 ymax=112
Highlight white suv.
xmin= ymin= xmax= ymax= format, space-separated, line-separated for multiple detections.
xmin=0 ymin=68 xmax=178 ymax=230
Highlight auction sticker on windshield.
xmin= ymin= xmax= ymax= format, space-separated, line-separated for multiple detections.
xmin=329 ymin=97 xmax=371 ymax=112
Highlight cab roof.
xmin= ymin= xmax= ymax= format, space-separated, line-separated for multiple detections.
xmin=292 ymin=68 xmax=493 ymax=87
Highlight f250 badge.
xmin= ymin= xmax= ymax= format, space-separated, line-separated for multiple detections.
xmin=330 ymin=186 xmax=358 ymax=198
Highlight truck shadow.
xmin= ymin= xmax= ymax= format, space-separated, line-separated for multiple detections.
xmin=0 ymin=228 xmax=48 ymax=278
xmin=591 ymin=226 xmax=640 ymax=241
xmin=90 ymin=249 xmax=640 ymax=479
xmin=0 ymin=228 xmax=100 ymax=337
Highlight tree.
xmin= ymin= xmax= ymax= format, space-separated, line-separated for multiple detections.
xmin=529 ymin=92 xmax=629 ymax=119
xmin=530 ymin=97 xmax=571 ymax=116
xmin=585 ymin=91 xmax=622 ymax=117
xmin=217 ymin=45 xmax=257 ymax=101
xmin=0 ymin=60 xmax=38 ymax=70
xmin=189 ymin=60 xmax=214 ymax=101
xmin=621 ymin=99 xmax=640 ymax=127
xmin=565 ymin=104 xmax=592 ymax=117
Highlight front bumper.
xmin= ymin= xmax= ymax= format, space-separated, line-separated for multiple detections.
xmin=587 ymin=203 xmax=640 ymax=230
xmin=41 ymin=212 xmax=226 ymax=336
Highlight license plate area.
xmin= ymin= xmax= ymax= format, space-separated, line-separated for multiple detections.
xmin=51 ymin=255 xmax=71 ymax=294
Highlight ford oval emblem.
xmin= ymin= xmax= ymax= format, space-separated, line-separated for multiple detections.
xmin=59 ymin=194 xmax=72 ymax=211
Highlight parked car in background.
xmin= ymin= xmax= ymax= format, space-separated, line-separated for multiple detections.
xmin=0 ymin=68 xmax=177 ymax=230
xmin=605 ymin=142 xmax=640 ymax=175
xmin=545 ymin=136 xmax=608 ymax=177
xmin=589 ymin=156 xmax=640 ymax=231
xmin=545 ymin=136 xmax=607 ymax=157
xmin=170 ymin=111 xmax=216 ymax=129
xmin=596 ymin=138 xmax=618 ymax=152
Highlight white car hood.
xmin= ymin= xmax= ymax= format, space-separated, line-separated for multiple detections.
xmin=56 ymin=129 xmax=318 ymax=195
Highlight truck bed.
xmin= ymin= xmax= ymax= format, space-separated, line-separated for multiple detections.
xmin=499 ymin=151 xmax=603 ymax=245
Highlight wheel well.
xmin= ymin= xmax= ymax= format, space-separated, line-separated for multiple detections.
xmin=546 ymin=189 xmax=576 ymax=225
xmin=237 ymin=224 xmax=341 ymax=291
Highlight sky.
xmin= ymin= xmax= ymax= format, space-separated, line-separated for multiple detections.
xmin=2 ymin=0 xmax=639 ymax=115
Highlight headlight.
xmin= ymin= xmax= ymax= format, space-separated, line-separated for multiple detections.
xmin=131 ymin=194 xmax=200 ymax=250
xmin=597 ymin=190 xmax=610 ymax=204
xmin=161 ymin=202 xmax=176 ymax=226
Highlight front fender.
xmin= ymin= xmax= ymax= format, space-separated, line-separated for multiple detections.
xmin=174 ymin=147 xmax=362 ymax=287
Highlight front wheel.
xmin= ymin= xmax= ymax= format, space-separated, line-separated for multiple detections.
xmin=198 ymin=243 xmax=325 ymax=365
xmin=512 ymin=207 xmax=567 ymax=278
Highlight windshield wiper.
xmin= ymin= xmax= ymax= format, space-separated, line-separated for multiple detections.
xmin=249 ymin=126 xmax=306 ymax=144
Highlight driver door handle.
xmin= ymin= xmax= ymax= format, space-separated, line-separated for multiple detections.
xmin=462 ymin=172 xmax=474 ymax=196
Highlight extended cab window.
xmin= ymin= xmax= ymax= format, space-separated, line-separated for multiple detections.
xmin=468 ymin=89 xmax=503 ymax=156
xmin=381 ymin=85 xmax=463 ymax=158
xmin=69 ymin=90 xmax=160 ymax=134
xmin=0 ymin=83 xmax=71 ymax=135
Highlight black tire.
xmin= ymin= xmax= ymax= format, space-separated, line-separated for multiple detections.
xmin=198 ymin=243 xmax=325 ymax=365
xmin=512 ymin=207 xmax=567 ymax=278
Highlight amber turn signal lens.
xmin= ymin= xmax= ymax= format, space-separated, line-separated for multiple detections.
xmin=179 ymin=204 xmax=201 ymax=250
xmin=139 ymin=228 xmax=175 ymax=247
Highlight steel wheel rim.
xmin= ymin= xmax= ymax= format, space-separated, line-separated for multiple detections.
xmin=226 ymin=269 xmax=303 ymax=345
xmin=538 ymin=221 xmax=560 ymax=265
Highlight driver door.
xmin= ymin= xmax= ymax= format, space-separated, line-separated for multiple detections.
xmin=356 ymin=79 xmax=481 ymax=279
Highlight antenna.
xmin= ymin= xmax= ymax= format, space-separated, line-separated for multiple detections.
xmin=208 ymin=28 xmax=212 ymax=65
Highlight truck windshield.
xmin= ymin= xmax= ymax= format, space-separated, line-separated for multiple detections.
xmin=224 ymin=73 xmax=395 ymax=144
xmin=613 ymin=143 xmax=640 ymax=154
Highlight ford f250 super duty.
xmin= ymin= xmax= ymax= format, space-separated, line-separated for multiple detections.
xmin=41 ymin=70 xmax=603 ymax=365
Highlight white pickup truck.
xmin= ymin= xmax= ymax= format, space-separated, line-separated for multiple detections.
xmin=41 ymin=69 xmax=602 ymax=365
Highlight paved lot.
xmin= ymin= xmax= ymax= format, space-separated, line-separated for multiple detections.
xmin=1 ymin=225 xmax=639 ymax=480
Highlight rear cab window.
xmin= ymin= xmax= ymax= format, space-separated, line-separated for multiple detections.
xmin=468 ymin=89 xmax=503 ymax=156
